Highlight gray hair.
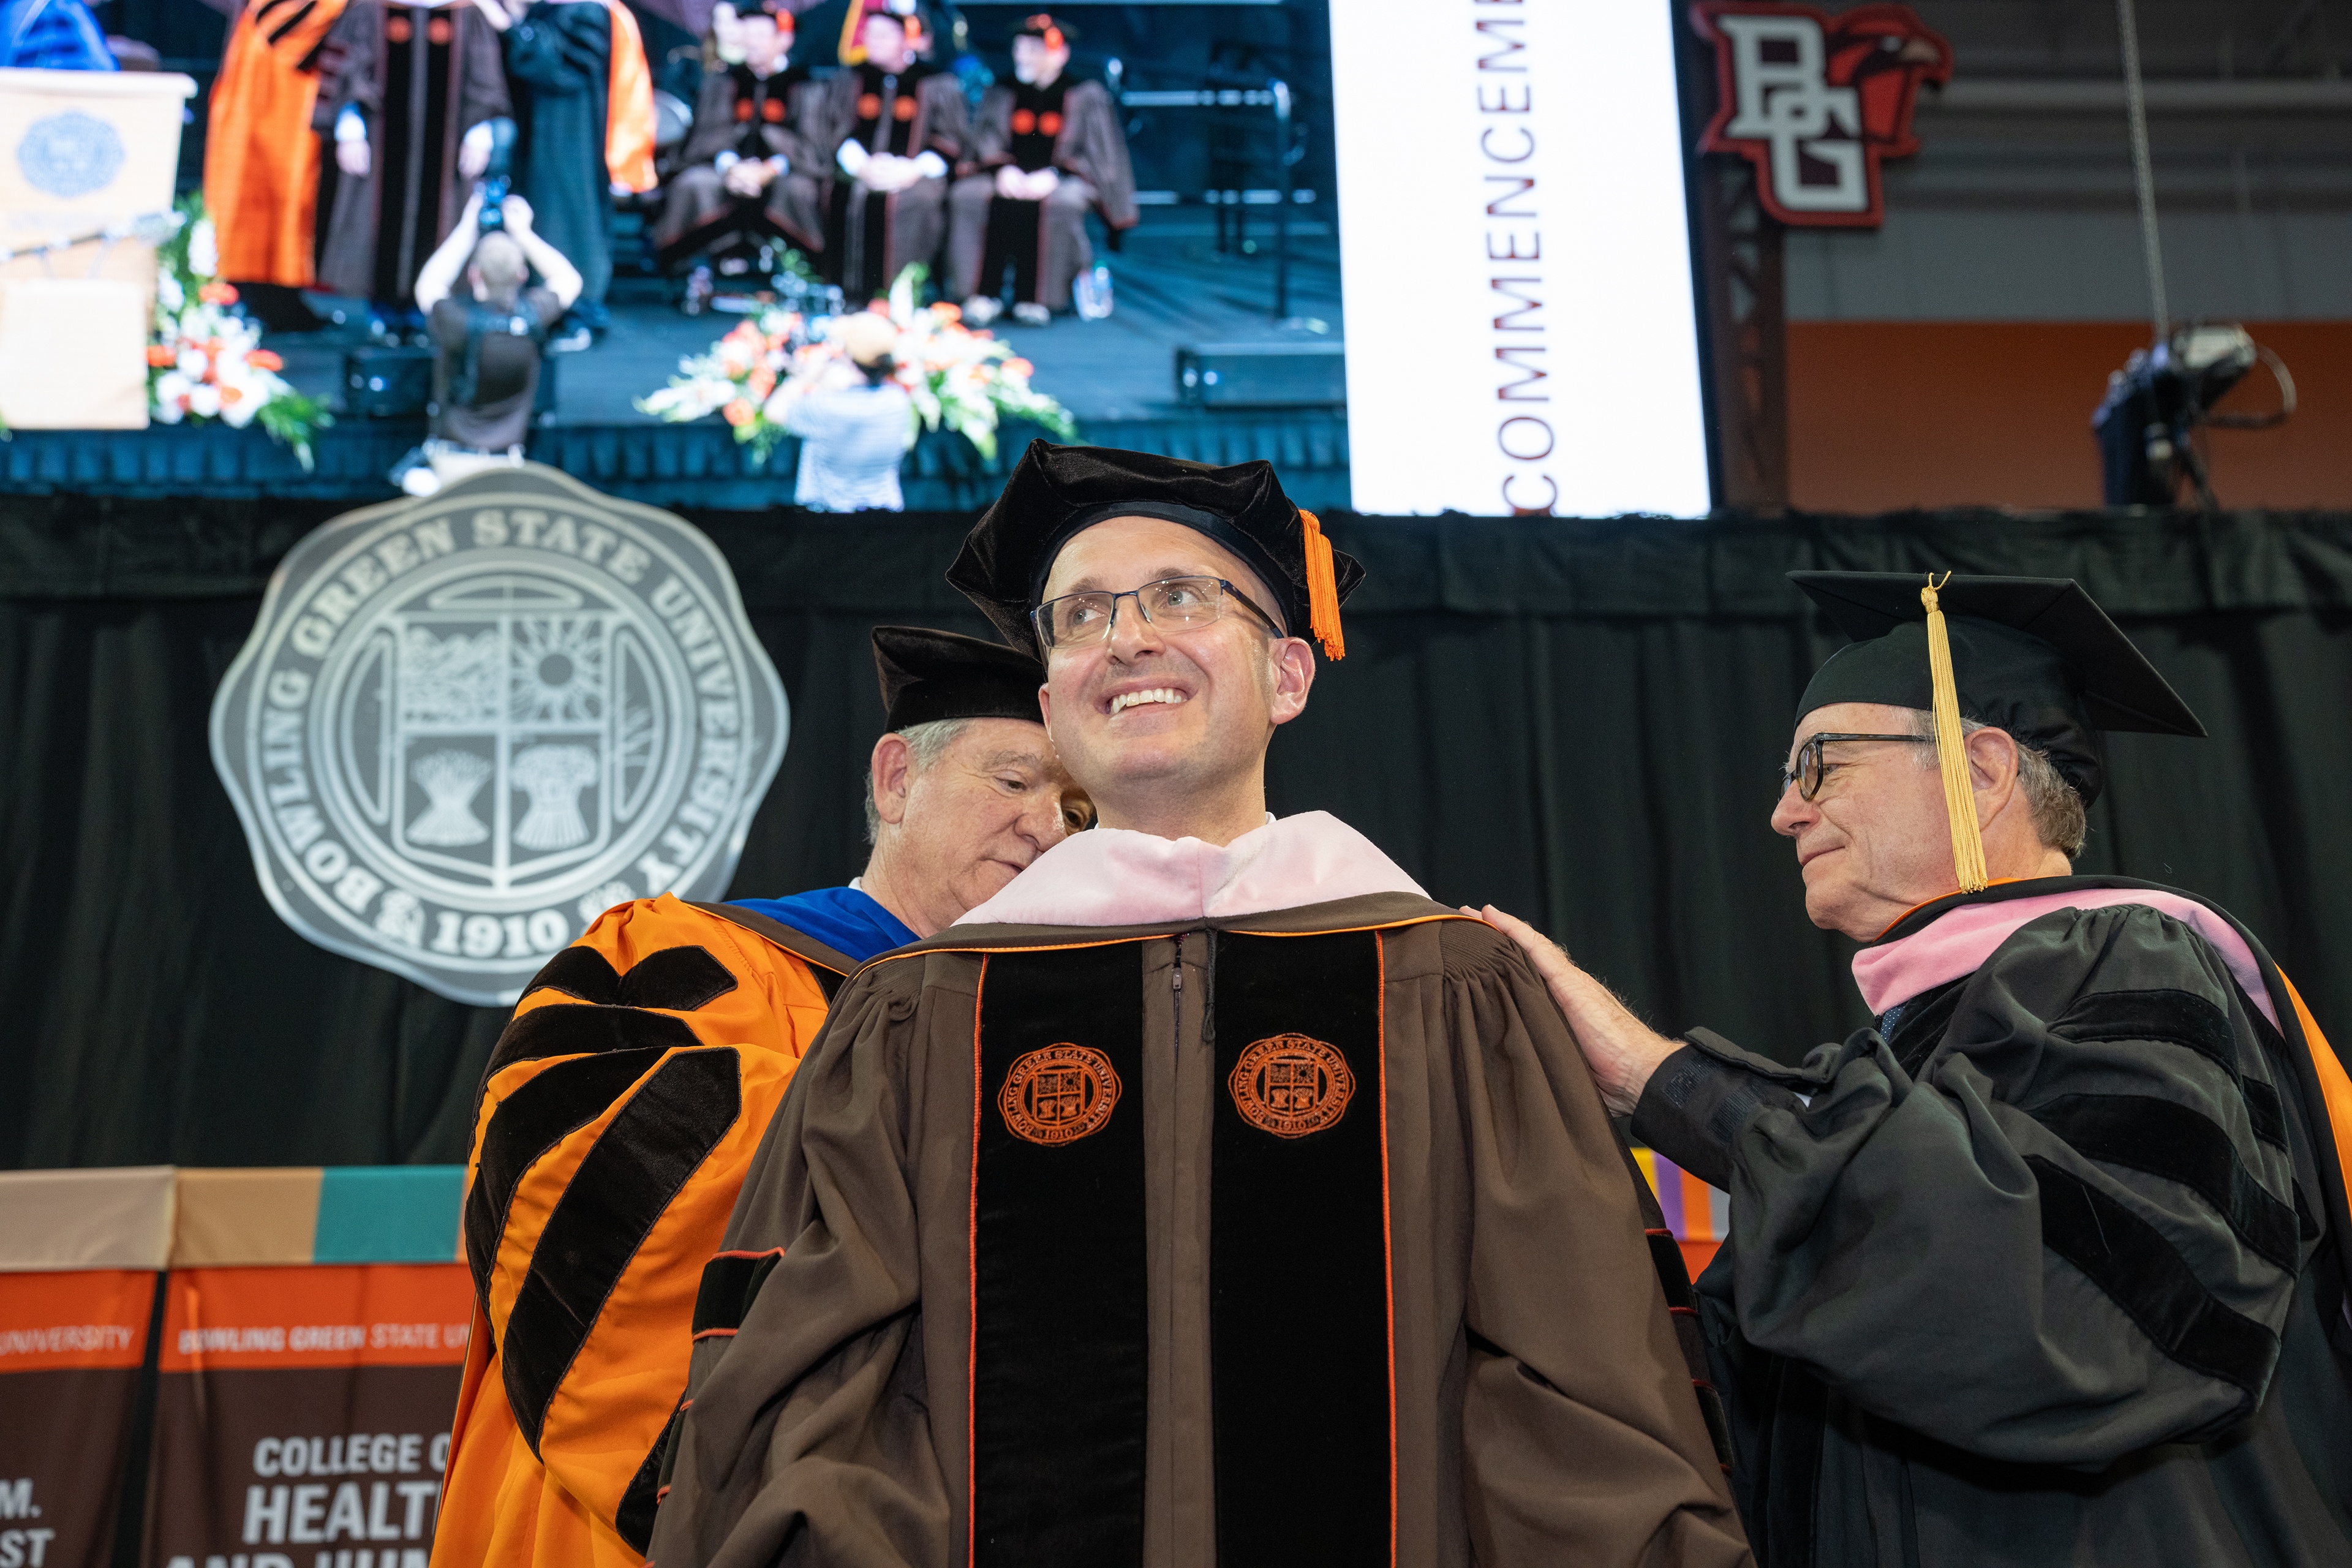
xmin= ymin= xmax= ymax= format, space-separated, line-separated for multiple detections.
xmin=1907 ymin=709 xmax=2087 ymax=859
xmin=862 ymin=718 xmax=970 ymax=843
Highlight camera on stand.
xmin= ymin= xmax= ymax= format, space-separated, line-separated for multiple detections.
xmin=2093 ymin=323 xmax=2296 ymax=509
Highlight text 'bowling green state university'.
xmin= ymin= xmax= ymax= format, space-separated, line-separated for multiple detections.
xmin=209 ymin=466 xmax=788 ymax=1005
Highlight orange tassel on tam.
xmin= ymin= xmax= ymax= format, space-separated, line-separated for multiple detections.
xmin=1298 ymin=510 xmax=1346 ymax=660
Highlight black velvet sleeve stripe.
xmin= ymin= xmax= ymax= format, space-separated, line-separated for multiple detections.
xmin=2054 ymin=988 xmax=2239 ymax=1073
xmin=2242 ymin=1076 xmax=2286 ymax=1148
xmin=614 ymin=1404 xmax=679 ymax=1552
xmin=501 ymin=1048 xmax=744 ymax=1453
xmin=263 ymin=0 xmax=317 ymax=45
xmin=2027 ymin=1092 xmax=2301 ymax=1272
xmin=2049 ymin=986 xmax=2291 ymax=1153
xmin=522 ymin=944 xmax=739 ymax=1012
xmin=464 ymin=1046 xmax=664 ymax=1303
xmin=486 ymin=1003 xmax=704 ymax=1077
xmin=2027 ymin=1154 xmax=2280 ymax=1398
xmin=690 ymin=1248 xmax=785 ymax=1335
xmin=524 ymin=947 xmax=623 ymax=1005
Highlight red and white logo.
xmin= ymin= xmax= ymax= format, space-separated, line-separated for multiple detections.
xmin=1693 ymin=2 xmax=1951 ymax=227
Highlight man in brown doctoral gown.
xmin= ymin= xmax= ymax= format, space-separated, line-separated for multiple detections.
xmin=812 ymin=0 xmax=965 ymax=299
xmin=315 ymin=0 xmax=510 ymax=310
xmin=949 ymin=13 xmax=1136 ymax=325
xmin=652 ymin=0 xmax=825 ymax=270
xmin=648 ymin=442 xmax=1752 ymax=1568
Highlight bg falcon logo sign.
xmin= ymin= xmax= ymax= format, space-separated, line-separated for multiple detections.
xmin=211 ymin=466 xmax=788 ymax=1005
xmin=1693 ymin=2 xmax=1951 ymax=227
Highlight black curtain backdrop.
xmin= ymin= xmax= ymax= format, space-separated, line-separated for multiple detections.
xmin=6 ymin=499 xmax=2350 ymax=1168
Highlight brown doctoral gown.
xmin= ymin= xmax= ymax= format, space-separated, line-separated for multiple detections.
xmin=649 ymin=892 xmax=1752 ymax=1568
xmin=947 ymin=74 xmax=1137 ymax=307
xmin=810 ymin=61 xmax=967 ymax=298
xmin=653 ymin=62 xmax=826 ymax=259
xmin=315 ymin=0 xmax=511 ymax=304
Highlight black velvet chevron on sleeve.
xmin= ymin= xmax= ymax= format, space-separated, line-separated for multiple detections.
xmin=522 ymin=944 xmax=740 ymax=1012
xmin=2026 ymin=1091 xmax=2302 ymax=1272
xmin=2029 ymin=1154 xmax=2281 ymax=1403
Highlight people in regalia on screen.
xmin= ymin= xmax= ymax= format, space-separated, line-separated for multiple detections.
xmin=949 ymin=12 xmax=1136 ymax=326
xmin=473 ymin=0 xmax=655 ymax=349
xmin=204 ymin=0 xmax=364 ymax=297
xmin=311 ymin=0 xmax=510 ymax=325
xmin=650 ymin=0 xmax=826 ymax=310
xmin=813 ymin=0 xmax=965 ymax=301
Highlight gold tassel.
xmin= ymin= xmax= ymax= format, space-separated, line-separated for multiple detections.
xmin=1921 ymin=572 xmax=1989 ymax=893
xmin=1298 ymin=509 xmax=1346 ymax=660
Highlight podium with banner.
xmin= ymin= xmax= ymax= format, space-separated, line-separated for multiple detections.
xmin=0 ymin=67 xmax=196 ymax=430
xmin=0 ymin=1167 xmax=469 ymax=1568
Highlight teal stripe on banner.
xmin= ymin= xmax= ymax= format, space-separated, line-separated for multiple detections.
xmin=314 ymin=1166 xmax=467 ymax=1264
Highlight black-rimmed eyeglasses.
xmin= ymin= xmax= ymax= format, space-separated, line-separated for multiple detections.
xmin=1031 ymin=575 xmax=1284 ymax=651
xmin=1781 ymin=733 xmax=1932 ymax=799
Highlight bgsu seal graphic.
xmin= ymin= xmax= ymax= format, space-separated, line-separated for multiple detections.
xmin=1229 ymin=1034 xmax=1354 ymax=1138
xmin=210 ymin=465 xmax=788 ymax=1005
xmin=998 ymin=1044 xmax=1121 ymax=1147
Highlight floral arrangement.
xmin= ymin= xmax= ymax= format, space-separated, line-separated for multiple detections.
xmin=635 ymin=264 xmax=1076 ymax=464
xmin=634 ymin=306 xmax=805 ymax=461
xmin=149 ymin=195 xmax=330 ymax=469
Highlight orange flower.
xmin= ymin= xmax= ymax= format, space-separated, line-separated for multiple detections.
xmin=247 ymin=350 xmax=284 ymax=372
xmin=199 ymin=282 xmax=238 ymax=305
xmin=146 ymin=344 xmax=175 ymax=366
xmin=934 ymin=301 xmax=962 ymax=323
xmin=747 ymin=365 xmax=776 ymax=399
xmin=1004 ymin=357 xmax=1035 ymax=378
xmin=723 ymin=398 xmax=756 ymax=426
xmin=221 ymin=384 xmax=244 ymax=404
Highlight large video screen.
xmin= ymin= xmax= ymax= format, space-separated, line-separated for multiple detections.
xmin=184 ymin=0 xmax=1709 ymax=517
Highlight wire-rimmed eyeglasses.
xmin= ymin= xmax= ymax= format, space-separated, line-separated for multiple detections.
xmin=1031 ymin=575 xmax=1284 ymax=651
xmin=1781 ymin=732 xmax=1932 ymax=799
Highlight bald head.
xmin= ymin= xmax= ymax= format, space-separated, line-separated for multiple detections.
xmin=469 ymin=232 xmax=528 ymax=301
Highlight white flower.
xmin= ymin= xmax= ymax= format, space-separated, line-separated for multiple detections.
xmin=189 ymin=220 xmax=218 ymax=281
xmin=187 ymin=383 xmax=222 ymax=419
xmin=156 ymin=273 xmax=183 ymax=313
xmin=177 ymin=349 xmax=208 ymax=379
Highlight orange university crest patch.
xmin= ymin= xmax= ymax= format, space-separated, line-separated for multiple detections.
xmin=998 ymin=1043 xmax=1121 ymax=1146
xmin=1229 ymin=1034 xmax=1354 ymax=1138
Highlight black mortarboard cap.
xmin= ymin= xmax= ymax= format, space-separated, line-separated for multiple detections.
xmin=947 ymin=440 xmax=1363 ymax=658
xmin=872 ymin=625 xmax=1046 ymax=731
xmin=1791 ymin=571 xmax=2204 ymax=806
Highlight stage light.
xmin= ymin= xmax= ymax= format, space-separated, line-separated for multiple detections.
xmin=2093 ymin=324 xmax=2296 ymax=509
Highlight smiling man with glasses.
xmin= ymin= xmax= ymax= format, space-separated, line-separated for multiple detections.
xmin=1485 ymin=571 xmax=2352 ymax=1568
xmin=647 ymin=442 xmax=1751 ymax=1568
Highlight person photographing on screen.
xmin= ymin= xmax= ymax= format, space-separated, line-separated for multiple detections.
xmin=401 ymin=186 xmax=580 ymax=495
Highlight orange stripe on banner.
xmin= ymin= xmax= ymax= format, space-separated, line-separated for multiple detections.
xmin=1679 ymin=1169 xmax=1716 ymax=1243
xmin=159 ymin=1264 xmax=473 ymax=1371
xmin=0 ymin=1268 xmax=155 ymax=1371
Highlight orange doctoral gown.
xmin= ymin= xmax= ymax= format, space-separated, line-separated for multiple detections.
xmin=204 ymin=0 xmax=352 ymax=287
xmin=431 ymin=894 xmax=852 ymax=1568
